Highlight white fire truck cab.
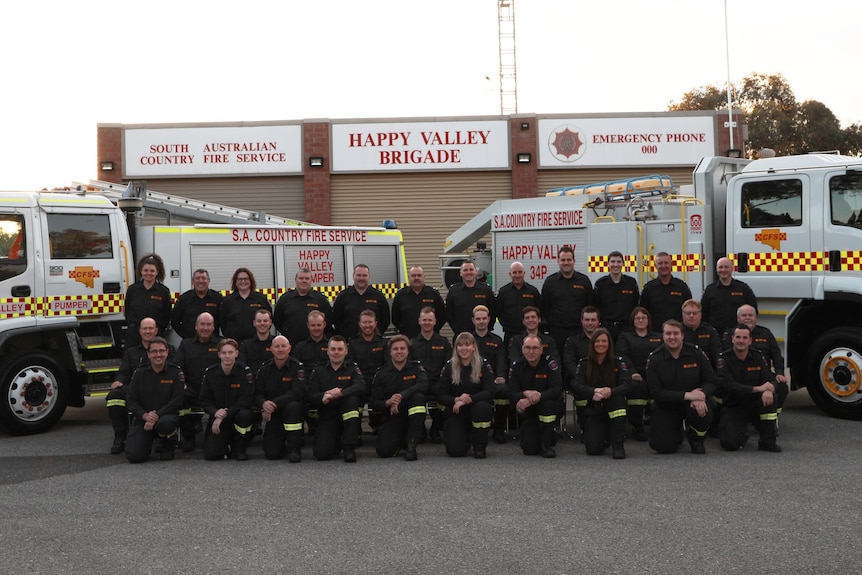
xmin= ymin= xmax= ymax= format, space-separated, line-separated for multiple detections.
xmin=0 ymin=182 xmax=406 ymax=435
xmin=443 ymin=154 xmax=862 ymax=420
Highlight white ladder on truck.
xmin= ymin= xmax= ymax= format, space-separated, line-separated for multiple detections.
xmin=78 ymin=179 xmax=317 ymax=227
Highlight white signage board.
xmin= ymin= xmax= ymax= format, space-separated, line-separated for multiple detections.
xmin=538 ymin=116 xmax=715 ymax=167
xmin=124 ymin=125 xmax=303 ymax=177
xmin=331 ymin=120 xmax=510 ymax=172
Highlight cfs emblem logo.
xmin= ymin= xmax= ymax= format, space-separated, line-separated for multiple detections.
xmin=755 ymin=228 xmax=787 ymax=251
xmin=69 ymin=266 xmax=100 ymax=288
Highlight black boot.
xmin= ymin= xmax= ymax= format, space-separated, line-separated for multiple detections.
xmin=404 ymin=438 xmax=418 ymax=461
xmin=110 ymin=432 xmax=126 ymax=455
xmin=160 ymin=433 xmax=178 ymax=461
xmin=232 ymin=434 xmax=250 ymax=461
xmin=612 ymin=442 xmax=626 ymax=459
xmin=688 ymin=429 xmax=706 ymax=454
xmin=757 ymin=419 xmax=782 ymax=452
xmin=180 ymin=417 xmax=196 ymax=452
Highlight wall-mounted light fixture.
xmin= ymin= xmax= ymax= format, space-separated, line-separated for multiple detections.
xmin=520 ymin=122 xmax=530 ymax=131
xmin=100 ymin=161 xmax=114 ymax=171
xmin=516 ymin=153 xmax=532 ymax=164
xmin=308 ymin=156 xmax=324 ymax=167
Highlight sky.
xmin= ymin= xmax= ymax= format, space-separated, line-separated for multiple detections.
xmin=2 ymin=0 xmax=860 ymax=190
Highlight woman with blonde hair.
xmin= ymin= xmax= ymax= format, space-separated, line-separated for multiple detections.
xmin=435 ymin=332 xmax=496 ymax=458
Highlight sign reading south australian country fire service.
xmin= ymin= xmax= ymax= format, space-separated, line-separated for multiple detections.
xmin=331 ymin=120 xmax=509 ymax=172
xmin=537 ymin=116 xmax=715 ymax=167
xmin=124 ymin=125 xmax=303 ymax=177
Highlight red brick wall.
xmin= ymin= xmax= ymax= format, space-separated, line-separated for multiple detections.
xmin=303 ymin=121 xmax=331 ymax=225
xmin=510 ymin=116 xmax=537 ymax=199
xmin=96 ymin=125 xmax=123 ymax=183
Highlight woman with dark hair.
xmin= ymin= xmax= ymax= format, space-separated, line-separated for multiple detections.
xmin=219 ymin=267 xmax=272 ymax=342
xmin=572 ymin=328 xmax=632 ymax=459
xmin=616 ymin=306 xmax=663 ymax=440
xmin=436 ymin=332 xmax=495 ymax=458
xmin=124 ymin=253 xmax=171 ymax=347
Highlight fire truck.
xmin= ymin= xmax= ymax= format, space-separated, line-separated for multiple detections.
xmin=0 ymin=181 xmax=407 ymax=435
xmin=442 ymin=153 xmax=862 ymax=420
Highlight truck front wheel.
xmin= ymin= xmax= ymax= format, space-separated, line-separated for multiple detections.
xmin=807 ymin=328 xmax=862 ymax=420
xmin=0 ymin=353 xmax=68 ymax=435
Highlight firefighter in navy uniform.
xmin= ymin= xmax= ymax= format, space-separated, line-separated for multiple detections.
xmin=273 ymin=267 xmax=333 ymax=348
xmin=348 ymin=309 xmax=389 ymax=431
xmin=572 ymin=329 xmax=632 ymax=459
xmin=639 ymin=251 xmax=692 ymax=328
xmin=540 ymin=245 xmax=593 ymax=357
xmin=701 ymin=257 xmax=758 ymax=340
xmin=198 ymin=339 xmax=256 ymax=461
xmin=445 ymin=260 xmax=496 ymax=340
xmin=307 ymin=336 xmax=366 ymax=462
xmin=124 ymin=337 xmax=184 ymax=463
xmin=495 ymin=261 xmax=541 ymax=345
xmin=219 ymin=267 xmax=272 ymax=342
xmin=332 ymin=264 xmax=390 ymax=340
xmin=239 ymin=308 xmax=275 ymax=375
xmin=616 ymin=307 xmax=662 ymax=441
xmin=173 ymin=312 xmax=223 ymax=452
xmin=681 ymin=299 xmax=722 ymax=370
xmin=410 ymin=307 xmax=452 ymax=443
xmin=508 ymin=334 xmax=563 ymax=458
xmin=124 ymin=253 xmax=172 ymax=347
xmin=291 ymin=310 xmax=331 ymax=369
xmin=370 ymin=335 xmax=428 ymax=461
xmin=171 ymin=268 xmax=223 ymax=340
xmin=472 ymin=305 xmax=510 ymax=444
xmin=255 ymin=336 xmax=307 ymax=462
xmin=106 ymin=317 xmax=167 ymax=454
xmin=593 ymin=251 xmax=640 ymax=341
xmin=436 ymin=332 xmax=495 ymax=458
xmin=391 ymin=266 xmax=446 ymax=338
xmin=646 ymin=319 xmax=717 ymax=454
xmin=716 ymin=324 xmax=787 ymax=452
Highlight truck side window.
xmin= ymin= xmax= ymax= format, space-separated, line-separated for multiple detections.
xmin=0 ymin=214 xmax=26 ymax=281
xmin=740 ymin=179 xmax=803 ymax=228
xmin=47 ymin=214 xmax=113 ymax=259
xmin=829 ymin=174 xmax=862 ymax=228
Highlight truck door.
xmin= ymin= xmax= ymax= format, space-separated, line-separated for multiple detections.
xmin=728 ymin=174 xmax=812 ymax=299
xmin=38 ymin=206 xmax=125 ymax=324
xmin=822 ymin=170 xmax=862 ymax=294
xmin=0 ymin=210 xmax=37 ymax=333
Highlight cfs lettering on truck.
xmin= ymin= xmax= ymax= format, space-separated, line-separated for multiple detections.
xmin=0 ymin=182 xmax=406 ymax=435
xmin=443 ymin=154 xmax=862 ymax=420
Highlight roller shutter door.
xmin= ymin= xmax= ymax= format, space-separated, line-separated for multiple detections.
xmin=331 ymin=171 xmax=512 ymax=291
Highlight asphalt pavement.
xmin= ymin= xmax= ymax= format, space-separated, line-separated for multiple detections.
xmin=1 ymin=389 xmax=861 ymax=574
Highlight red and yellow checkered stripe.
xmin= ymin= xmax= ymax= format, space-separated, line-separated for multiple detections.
xmin=729 ymin=252 xmax=828 ymax=272
xmin=588 ymin=254 xmax=702 ymax=274
xmin=42 ymin=294 xmax=126 ymax=316
xmin=211 ymin=283 xmax=407 ymax=304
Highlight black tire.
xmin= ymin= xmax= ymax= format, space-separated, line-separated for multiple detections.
xmin=0 ymin=352 xmax=68 ymax=435
xmin=806 ymin=328 xmax=862 ymax=420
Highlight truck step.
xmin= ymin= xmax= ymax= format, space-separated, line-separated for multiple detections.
xmin=82 ymin=359 xmax=121 ymax=374
xmin=79 ymin=336 xmax=115 ymax=350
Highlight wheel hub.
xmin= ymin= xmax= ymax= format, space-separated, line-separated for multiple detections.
xmin=821 ymin=349 xmax=862 ymax=400
xmin=7 ymin=366 xmax=57 ymax=421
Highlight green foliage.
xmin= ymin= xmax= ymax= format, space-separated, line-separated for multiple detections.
xmin=669 ymin=73 xmax=860 ymax=158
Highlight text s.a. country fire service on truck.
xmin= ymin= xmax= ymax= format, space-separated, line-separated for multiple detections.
xmin=442 ymin=153 xmax=862 ymax=420
xmin=0 ymin=181 xmax=406 ymax=435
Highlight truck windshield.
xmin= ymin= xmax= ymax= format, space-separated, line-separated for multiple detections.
xmin=829 ymin=174 xmax=862 ymax=228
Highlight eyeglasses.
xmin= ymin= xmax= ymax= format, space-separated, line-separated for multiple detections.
xmin=148 ymin=348 xmax=168 ymax=354
xmin=236 ymin=277 xmax=250 ymax=282
xmin=523 ymin=346 xmax=543 ymax=351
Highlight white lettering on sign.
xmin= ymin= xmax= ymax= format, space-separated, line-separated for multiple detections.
xmin=52 ymin=299 xmax=92 ymax=312
xmin=493 ymin=210 xmax=584 ymax=231
xmin=231 ymin=229 xmax=368 ymax=244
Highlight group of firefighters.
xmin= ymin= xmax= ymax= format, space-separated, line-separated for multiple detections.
xmin=109 ymin=245 xmax=787 ymax=463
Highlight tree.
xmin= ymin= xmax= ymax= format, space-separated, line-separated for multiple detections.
xmin=669 ymin=73 xmax=859 ymax=157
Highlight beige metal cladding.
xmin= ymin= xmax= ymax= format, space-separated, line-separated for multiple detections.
xmin=538 ymin=167 xmax=695 ymax=197
xmin=132 ymin=176 xmax=306 ymax=224
xmin=331 ymin=171 xmax=512 ymax=291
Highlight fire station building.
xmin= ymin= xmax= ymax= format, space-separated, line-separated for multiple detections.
xmin=96 ymin=111 xmax=745 ymax=288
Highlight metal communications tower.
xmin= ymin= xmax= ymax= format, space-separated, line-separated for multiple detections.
xmin=497 ymin=0 xmax=518 ymax=115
